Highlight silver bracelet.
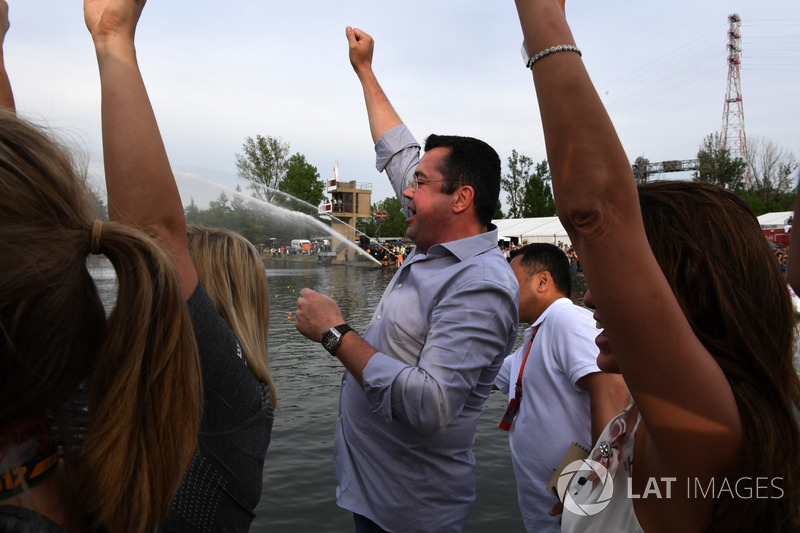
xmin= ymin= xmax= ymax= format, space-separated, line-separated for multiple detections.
xmin=526 ymin=44 xmax=582 ymax=69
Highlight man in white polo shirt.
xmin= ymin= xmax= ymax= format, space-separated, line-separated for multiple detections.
xmin=495 ymin=243 xmax=629 ymax=532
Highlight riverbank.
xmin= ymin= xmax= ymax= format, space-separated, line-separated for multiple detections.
xmin=262 ymin=251 xmax=389 ymax=269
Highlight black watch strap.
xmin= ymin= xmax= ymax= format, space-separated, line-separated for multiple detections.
xmin=322 ymin=323 xmax=354 ymax=356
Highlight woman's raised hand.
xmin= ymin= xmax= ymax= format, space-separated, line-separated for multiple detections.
xmin=84 ymin=0 xmax=145 ymax=43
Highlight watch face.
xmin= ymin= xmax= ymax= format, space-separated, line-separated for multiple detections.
xmin=322 ymin=329 xmax=339 ymax=354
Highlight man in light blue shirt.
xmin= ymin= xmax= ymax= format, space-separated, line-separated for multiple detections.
xmin=294 ymin=27 xmax=519 ymax=532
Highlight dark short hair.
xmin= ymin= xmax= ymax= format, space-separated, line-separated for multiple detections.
xmin=424 ymin=134 xmax=501 ymax=228
xmin=509 ymin=243 xmax=571 ymax=296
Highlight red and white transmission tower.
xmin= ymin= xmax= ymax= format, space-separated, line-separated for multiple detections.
xmin=719 ymin=13 xmax=749 ymax=185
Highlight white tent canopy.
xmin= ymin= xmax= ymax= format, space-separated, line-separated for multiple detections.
xmin=495 ymin=210 xmax=794 ymax=245
xmin=757 ymin=211 xmax=793 ymax=229
xmin=492 ymin=216 xmax=571 ymax=245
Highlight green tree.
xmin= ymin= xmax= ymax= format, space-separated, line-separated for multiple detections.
xmin=360 ymin=196 xmax=407 ymax=238
xmin=502 ymin=149 xmax=533 ymax=218
xmin=235 ymin=134 xmax=290 ymax=202
xmin=694 ymin=134 xmax=747 ymax=191
xmin=182 ymin=192 xmax=306 ymax=249
xmin=184 ymin=198 xmax=202 ymax=225
xmin=520 ymin=160 xmax=556 ymax=217
xmin=204 ymin=191 xmax=233 ymax=228
xmin=694 ymin=133 xmax=797 ymax=215
xmin=279 ymin=153 xmax=325 ymax=207
xmin=632 ymin=156 xmax=651 ymax=184
xmin=377 ymin=197 xmax=407 ymax=238
xmin=744 ymin=136 xmax=798 ymax=213
xmin=87 ymin=185 xmax=109 ymax=221
xmin=502 ymin=150 xmax=555 ymax=218
xmin=493 ymin=200 xmax=504 ymax=220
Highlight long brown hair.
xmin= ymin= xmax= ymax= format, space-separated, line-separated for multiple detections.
xmin=187 ymin=225 xmax=276 ymax=407
xmin=0 ymin=111 xmax=201 ymax=532
xmin=638 ymin=181 xmax=800 ymax=531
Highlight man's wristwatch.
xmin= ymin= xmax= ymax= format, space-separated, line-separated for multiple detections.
xmin=321 ymin=324 xmax=354 ymax=356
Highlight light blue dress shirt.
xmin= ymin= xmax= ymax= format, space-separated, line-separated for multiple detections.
xmin=333 ymin=125 xmax=520 ymax=532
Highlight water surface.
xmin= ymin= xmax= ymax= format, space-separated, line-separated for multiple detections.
xmin=253 ymin=260 xmax=526 ymax=531
xmin=89 ymin=256 xmax=534 ymax=531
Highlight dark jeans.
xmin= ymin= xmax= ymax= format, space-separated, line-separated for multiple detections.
xmin=353 ymin=513 xmax=390 ymax=533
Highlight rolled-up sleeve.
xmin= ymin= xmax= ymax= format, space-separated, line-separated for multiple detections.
xmin=495 ymin=354 xmax=513 ymax=395
xmin=375 ymin=124 xmax=421 ymax=216
xmin=362 ymin=275 xmax=518 ymax=437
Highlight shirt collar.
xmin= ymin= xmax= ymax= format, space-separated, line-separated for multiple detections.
xmin=410 ymin=224 xmax=501 ymax=262
xmin=527 ymin=296 xmax=572 ymax=330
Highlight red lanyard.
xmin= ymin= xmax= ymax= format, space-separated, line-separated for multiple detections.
xmin=513 ymin=323 xmax=541 ymax=402
xmin=499 ymin=323 xmax=541 ymax=431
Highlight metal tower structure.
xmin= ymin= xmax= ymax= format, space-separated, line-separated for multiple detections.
xmin=719 ymin=13 xmax=749 ymax=184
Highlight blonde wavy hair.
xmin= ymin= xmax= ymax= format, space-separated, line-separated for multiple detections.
xmin=0 ymin=110 xmax=202 ymax=533
xmin=186 ymin=225 xmax=276 ymax=407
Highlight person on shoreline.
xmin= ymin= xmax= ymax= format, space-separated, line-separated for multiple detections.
xmin=513 ymin=0 xmax=800 ymax=530
xmin=494 ymin=243 xmax=629 ymax=532
xmin=0 ymin=1 xmax=202 ymax=530
xmin=294 ymin=26 xmax=519 ymax=533
xmin=85 ymin=0 xmax=275 ymax=531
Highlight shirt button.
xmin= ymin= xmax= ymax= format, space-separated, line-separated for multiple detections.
xmin=377 ymin=315 xmax=382 ymax=320
xmin=397 ymin=283 xmax=403 ymax=289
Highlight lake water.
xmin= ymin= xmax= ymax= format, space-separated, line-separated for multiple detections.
xmin=89 ymin=255 xmax=800 ymax=532
xmin=87 ymin=256 xmax=572 ymax=532
xmin=253 ymin=260 xmax=528 ymax=532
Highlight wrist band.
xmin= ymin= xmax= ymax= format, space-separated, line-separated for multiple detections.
xmin=526 ymin=44 xmax=582 ymax=69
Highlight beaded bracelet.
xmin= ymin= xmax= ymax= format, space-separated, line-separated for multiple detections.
xmin=526 ymin=44 xmax=582 ymax=69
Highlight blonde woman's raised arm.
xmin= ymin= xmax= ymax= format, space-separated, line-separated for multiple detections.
xmin=86 ymin=0 xmax=197 ymax=298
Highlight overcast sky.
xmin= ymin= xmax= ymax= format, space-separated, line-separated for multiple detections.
xmin=7 ymin=1 xmax=800 ymax=209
